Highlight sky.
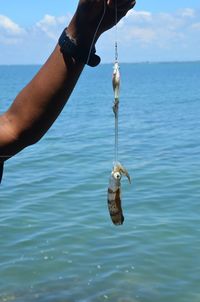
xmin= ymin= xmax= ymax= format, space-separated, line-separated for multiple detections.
xmin=0 ymin=0 xmax=200 ymax=64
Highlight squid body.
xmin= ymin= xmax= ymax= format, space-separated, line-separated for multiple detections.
xmin=107 ymin=162 xmax=131 ymax=225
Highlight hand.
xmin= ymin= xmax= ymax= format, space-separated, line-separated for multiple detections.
xmin=68 ymin=0 xmax=136 ymax=47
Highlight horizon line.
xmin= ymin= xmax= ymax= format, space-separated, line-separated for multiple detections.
xmin=0 ymin=59 xmax=200 ymax=66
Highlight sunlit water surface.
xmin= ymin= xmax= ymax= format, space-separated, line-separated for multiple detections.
xmin=0 ymin=63 xmax=200 ymax=302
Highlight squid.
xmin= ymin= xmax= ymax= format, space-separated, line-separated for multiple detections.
xmin=107 ymin=162 xmax=131 ymax=225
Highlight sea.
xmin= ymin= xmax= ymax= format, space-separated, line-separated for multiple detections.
xmin=0 ymin=62 xmax=200 ymax=302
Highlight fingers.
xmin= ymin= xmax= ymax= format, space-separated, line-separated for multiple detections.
xmin=107 ymin=0 xmax=136 ymax=21
xmin=107 ymin=0 xmax=136 ymax=10
xmin=118 ymin=0 xmax=136 ymax=9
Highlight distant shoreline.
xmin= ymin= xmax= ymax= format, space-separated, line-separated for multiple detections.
xmin=0 ymin=60 xmax=200 ymax=67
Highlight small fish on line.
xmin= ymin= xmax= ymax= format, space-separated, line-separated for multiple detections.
xmin=112 ymin=61 xmax=120 ymax=117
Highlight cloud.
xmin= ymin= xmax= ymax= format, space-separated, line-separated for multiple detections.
xmin=179 ymin=8 xmax=196 ymax=18
xmin=0 ymin=15 xmax=24 ymax=35
xmin=126 ymin=10 xmax=153 ymax=23
xmin=0 ymin=15 xmax=26 ymax=44
xmin=36 ymin=14 xmax=72 ymax=40
xmin=0 ymin=13 xmax=73 ymax=64
xmin=123 ymin=27 xmax=156 ymax=44
xmin=0 ymin=8 xmax=200 ymax=63
xmin=191 ymin=22 xmax=200 ymax=31
xmin=116 ymin=8 xmax=200 ymax=47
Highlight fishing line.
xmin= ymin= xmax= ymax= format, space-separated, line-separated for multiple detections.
xmin=85 ymin=0 xmax=120 ymax=165
xmin=114 ymin=0 xmax=119 ymax=163
xmin=115 ymin=0 xmax=118 ymax=62
xmin=86 ymin=0 xmax=107 ymax=66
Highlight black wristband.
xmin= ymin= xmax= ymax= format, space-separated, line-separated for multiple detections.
xmin=58 ymin=28 xmax=101 ymax=67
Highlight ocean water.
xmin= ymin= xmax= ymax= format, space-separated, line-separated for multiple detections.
xmin=0 ymin=62 xmax=200 ymax=302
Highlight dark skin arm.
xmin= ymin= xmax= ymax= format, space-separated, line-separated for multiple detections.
xmin=0 ymin=0 xmax=136 ymax=163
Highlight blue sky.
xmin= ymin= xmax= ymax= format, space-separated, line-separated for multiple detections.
xmin=0 ymin=0 xmax=200 ymax=63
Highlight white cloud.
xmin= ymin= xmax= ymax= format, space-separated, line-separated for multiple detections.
xmin=179 ymin=8 xmax=195 ymax=18
xmin=36 ymin=14 xmax=71 ymax=40
xmin=122 ymin=27 xmax=156 ymax=44
xmin=0 ymin=15 xmax=25 ymax=35
xmin=126 ymin=10 xmax=153 ymax=23
xmin=191 ymin=22 xmax=200 ymax=31
xmin=0 ymin=15 xmax=25 ymax=45
xmin=118 ymin=8 xmax=200 ymax=47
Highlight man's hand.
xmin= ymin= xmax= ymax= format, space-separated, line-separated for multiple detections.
xmin=68 ymin=0 xmax=136 ymax=47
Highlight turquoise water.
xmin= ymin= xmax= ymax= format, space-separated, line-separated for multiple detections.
xmin=0 ymin=62 xmax=200 ymax=302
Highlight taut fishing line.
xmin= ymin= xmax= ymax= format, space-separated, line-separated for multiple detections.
xmin=86 ymin=0 xmax=107 ymax=66
xmin=114 ymin=0 xmax=119 ymax=163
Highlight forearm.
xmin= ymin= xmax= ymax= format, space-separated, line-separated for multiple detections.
xmin=7 ymin=45 xmax=84 ymax=143
xmin=0 ymin=44 xmax=84 ymax=160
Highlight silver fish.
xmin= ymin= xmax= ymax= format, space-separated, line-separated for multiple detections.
xmin=112 ymin=61 xmax=120 ymax=116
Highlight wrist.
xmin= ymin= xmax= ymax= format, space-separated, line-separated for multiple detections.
xmin=67 ymin=16 xmax=100 ymax=49
xmin=58 ymin=27 xmax=101 ymax=67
